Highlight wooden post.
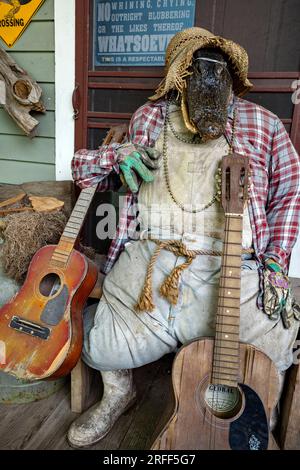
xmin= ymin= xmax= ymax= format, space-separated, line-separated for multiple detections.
xmin=71 ymin=358 xmax=103 ymax=414
xmin=280 ymin=362 xmax=300 ymax=449
xmin=71 ymin=360 xmax=94 ymax=413
xmin=71 ymin=282 xmax=103 ymax=413
xmin=279 ymin=278 xmax=300 ymax=449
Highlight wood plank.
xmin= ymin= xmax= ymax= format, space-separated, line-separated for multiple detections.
xmin=280 ymin=363 xmax=300 ymax=449
xmin=0 ymin=160 xmax=55 ymax=184
xmin=40 ymin=83 xmax=55 ymax=111
xmin=0 ymin=135 xmax=55 ymax=163
xmin=0 ymin=110 xmax=55 ymax=138
xmin=31 ymin=0 xmax=54 ymax=21
xmin=0 ymin=207 xmax=32 ymax=216
xmin=120 ymin=355 xmax=174 ymax=450
xmin=0 ymin=384 xmax=69 ymax=450
xmin=0 ymin=356 xmax=174 ymax=450
xmin=71 ymin=360 xmax=102 ymax=413
xmin=9 ymin=52 xmax=54 ymax=82
xmin=0 ymin=184 xmax=25 ymax=202
xmin=21 ymin=180 xmax=74 ymax=215
xmin=279 ymin=277 xmax=300 ymax=450
xmin=4 ymin=22 xmax=54 ymax=52
xmin=0 ymin=193 xmax=25 ymax=209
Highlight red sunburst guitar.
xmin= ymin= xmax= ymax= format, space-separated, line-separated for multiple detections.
xmin=151 ymin=154 xmax=280 ymax=450
xmin=0 ymin=186 xmax=98 ymax=380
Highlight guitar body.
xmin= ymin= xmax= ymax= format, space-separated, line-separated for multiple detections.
xmin=152 ymin=338 xmax=280 ymax=450
xmin=0 ymin=245 xmax=97 ymax=380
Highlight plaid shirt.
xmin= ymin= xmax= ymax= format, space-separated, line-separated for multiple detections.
xmin=72 ymin=97 xmax=300 ymax=277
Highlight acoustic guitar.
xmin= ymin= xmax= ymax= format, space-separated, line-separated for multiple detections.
xmin=152 ymin=154 xmax=280 ymax=450
xmin=0 ymin=186 xmax=98 ymax=380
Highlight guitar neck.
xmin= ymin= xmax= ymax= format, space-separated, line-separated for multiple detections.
xmin=50 ymin=186 xmax=97 ymax=268
xmin=212 ymin=214 xmax=243 ymax=388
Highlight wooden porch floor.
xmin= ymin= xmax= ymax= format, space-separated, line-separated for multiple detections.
xmin=0 ymin=354 xmax=174 ymax=450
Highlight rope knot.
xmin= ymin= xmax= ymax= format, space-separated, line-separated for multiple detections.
xmin=134 ymin=239 xmax=254 ymax=314
xmin=135 ymin=239 xmax=196 ymax=313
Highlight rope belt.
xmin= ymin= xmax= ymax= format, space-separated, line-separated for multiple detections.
xmin=135 ymin=239 xmax=254 ymax=313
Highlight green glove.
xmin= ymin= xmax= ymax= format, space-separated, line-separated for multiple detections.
xmin=119 ymin=152 xmax=154 ymax=192
xmin=263 ymin=258 xmax=300 ymax=328
xmin=117 ymin=143 xmax=161 ymax=193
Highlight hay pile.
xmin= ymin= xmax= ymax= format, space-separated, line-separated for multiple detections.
xmin=1 ymin=211 xmax=67 ymax=282
xmin=0 ymin=245 xmax=19 ymax=308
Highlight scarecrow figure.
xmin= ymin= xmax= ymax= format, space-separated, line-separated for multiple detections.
xmin=68 ymin=28 xmax=300 ymax=447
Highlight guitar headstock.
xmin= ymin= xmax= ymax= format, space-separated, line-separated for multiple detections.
xmin=221 ymin=153 xmax=250 ymax=215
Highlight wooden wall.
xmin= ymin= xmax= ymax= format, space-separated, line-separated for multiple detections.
xmin=0 ymin=0 xmax=55 ymax=184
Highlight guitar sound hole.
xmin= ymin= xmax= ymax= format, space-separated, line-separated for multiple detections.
xmin=39 ymin=273 xmax=62 ymax=298
xmin=204 ymin=383 xmax=243 ymax=419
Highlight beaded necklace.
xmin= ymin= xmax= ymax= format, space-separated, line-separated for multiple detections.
xmin=162 ymin=99 xmax=237 ymax=214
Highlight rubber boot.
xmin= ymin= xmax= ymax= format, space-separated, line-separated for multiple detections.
xmin=67 ymin=369 xmax=136 ymax=447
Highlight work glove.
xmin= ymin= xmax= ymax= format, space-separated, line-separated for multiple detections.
xmin=263 ymin=258 xmax=300 ymax=329
xmin=116 ymin=143 xmax=161 ymax=193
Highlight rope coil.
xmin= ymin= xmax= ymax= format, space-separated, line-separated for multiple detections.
xmin=135 ymin=239 xmax=254 ymax=313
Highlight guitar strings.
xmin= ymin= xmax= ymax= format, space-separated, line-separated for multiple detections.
xmin=216 ymin=214 xmax=230 ymax=447
xmin=208 ymin=213 xmax=225 ymax=448
xmin=210 ymin=195 xmax=233 ymax=448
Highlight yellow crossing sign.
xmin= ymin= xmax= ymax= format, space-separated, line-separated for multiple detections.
xmin=0 ymin=0 xmax=45 ymax=48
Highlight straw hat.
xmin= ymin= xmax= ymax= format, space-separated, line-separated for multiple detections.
xmin=150 ymin=27 xmax=253 ymax=101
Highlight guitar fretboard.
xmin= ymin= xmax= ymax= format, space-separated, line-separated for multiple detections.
xmin=211 ymin=215 xmax=243 ymax=388
xmin=49 ymin=186 xmax=97 ymax=268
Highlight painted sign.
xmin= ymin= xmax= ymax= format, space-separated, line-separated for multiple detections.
xmin=94 ymin=0 xmax=196 ymax=67
xmin=0 ymin=0 xmax=45 ymax=48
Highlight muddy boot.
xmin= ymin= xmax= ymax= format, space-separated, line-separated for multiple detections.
xmin=67 ymin=369 xmax=136 ymax=448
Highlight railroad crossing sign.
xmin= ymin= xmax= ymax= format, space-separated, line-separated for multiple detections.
xmin=0 ymin=0 xmax=45 ymax=48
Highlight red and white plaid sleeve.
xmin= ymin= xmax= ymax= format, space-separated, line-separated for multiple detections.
xmin=71 ymin=144 xmax=122 ymax=191
xmin=264 ymin=118 xmax=300 ymax=272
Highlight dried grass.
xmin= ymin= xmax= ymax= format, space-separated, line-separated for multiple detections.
xmin=1 ymin=211 xmax=67 ymax=282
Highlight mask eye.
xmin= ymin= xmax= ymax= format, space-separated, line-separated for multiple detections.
xmin=215 ymin=64 xmax=226 ymax=77
xmin=215 ymin=63 xmax=224 ymax=77
xmin=192 ymin=60 xmax=205 ymax=75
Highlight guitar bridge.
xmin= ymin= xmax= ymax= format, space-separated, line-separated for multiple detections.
xmin=9 ymin=316 xmax=50 ymax=340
